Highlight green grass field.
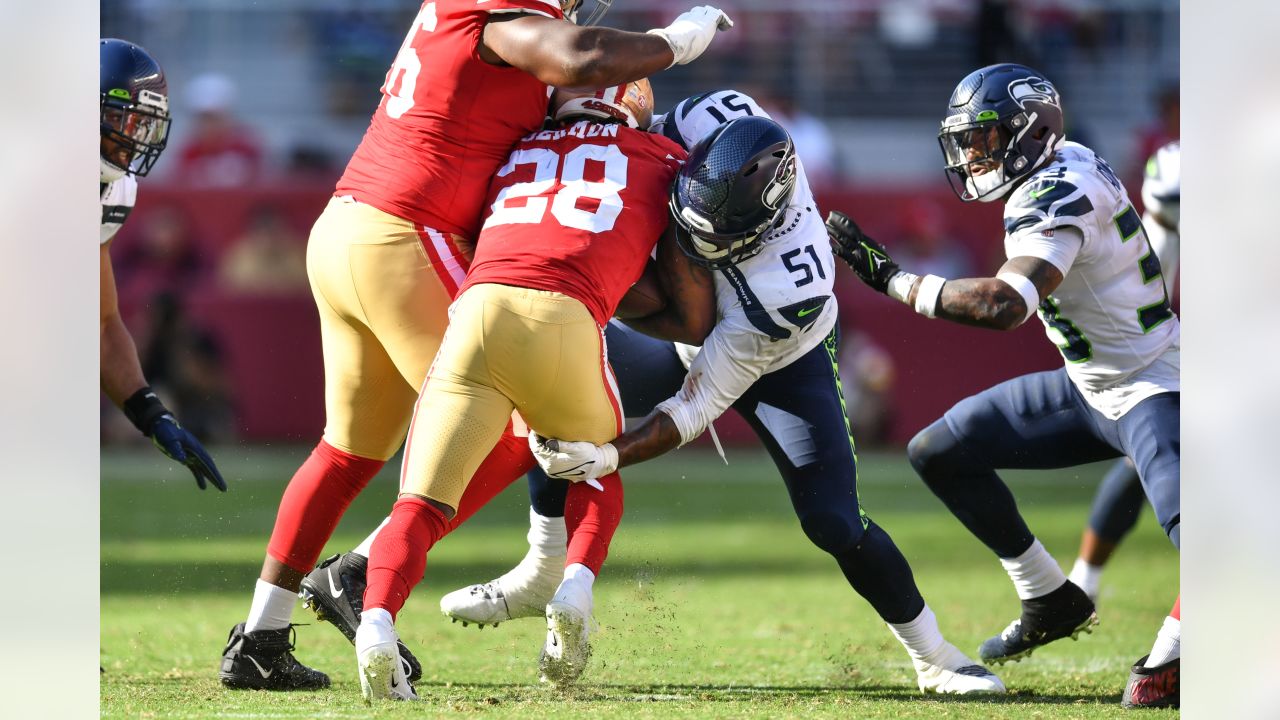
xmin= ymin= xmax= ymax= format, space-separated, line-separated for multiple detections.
xmin=102 ymin=446 xmax=1177 ymax=719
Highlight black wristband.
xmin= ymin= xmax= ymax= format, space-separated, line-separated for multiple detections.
xmin=122 ymin=386 xmax=170 ymax=437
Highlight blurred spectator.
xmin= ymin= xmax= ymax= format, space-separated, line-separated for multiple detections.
xmin=139 ymin=293 xmax=237 ymax=443
xmin=173 ymin=73 xmax=264 ymax=187
xmin=309 ymin=10 xmax=401 ymax=117
xmin=1131 ymin=82 xmax=1179 ymax=191
xmin=113 ymin=202 xmax=208 ymax=299
xmin=838 ymin=325 xmax=896 ymax=448
xmin=892 ymin=199 xmax=975 ymax=280
xmin=750 ymin=87 xmax=839 ymax=186
xmin=219 ymin=205 xmax=309 ymax=294
xmin=974 ymin=0 xmax=1037 ymax=69
xmin=285 ymin=144 xmax=340 ymax=183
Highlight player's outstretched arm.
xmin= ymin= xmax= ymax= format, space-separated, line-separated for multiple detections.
xmin=826 ymin=210 xmax=1065 ymax=331
xmin=100 ymin=243 xmax=228 ymax=492
xmin=621 ymin=224 xmax=716 ymax=345
xmin=481 ymin=6 xmax=733 ymax=88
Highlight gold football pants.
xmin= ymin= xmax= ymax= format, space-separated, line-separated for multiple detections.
xmin=400 ymin=283 xmax=623 ymax=508
xmin=306 ymin=196 xmax=468 ymax=460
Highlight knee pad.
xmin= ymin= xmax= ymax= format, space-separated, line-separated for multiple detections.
xmin=798 ymin=508 xmax=866 ymax=556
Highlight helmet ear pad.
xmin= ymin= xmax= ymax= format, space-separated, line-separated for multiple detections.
xmin=670 ymin=116 xmax=797 ymax=268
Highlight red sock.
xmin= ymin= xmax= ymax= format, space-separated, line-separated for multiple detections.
xmin=564 ymin=472 xmax=624 ymax=576
xmin=448 ymin=428 xmax=535 ymax=531
xmin=266 ymin=440 xmax=383 ymax=573
xmin=364 ymin=496 xmax=449 ymax=621
xmin=1170 ymin=595 xmax=1180 ymax=620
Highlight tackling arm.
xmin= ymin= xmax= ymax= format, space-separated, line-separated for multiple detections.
xmin=620 ymin=224 xmax=716 ymax=345
xmin=481 ymin=7 xmax=732 ymax=88
xmin=826 ymin=210 xmax=1069 ymax=332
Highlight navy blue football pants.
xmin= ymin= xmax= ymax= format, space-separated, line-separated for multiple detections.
xmin=1089 ymin=459 xmax=1147 ymax=543
xmin=528 ymin=321 xmax=925 ymax=624
xmin=907 ymin=369 xmax=1180 ymax=559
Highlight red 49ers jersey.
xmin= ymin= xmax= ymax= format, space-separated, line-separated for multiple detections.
xmin=335 ymin=0 xmax=564 ymax=239
xmin=461 ymin=120 xmax=687 ymax=325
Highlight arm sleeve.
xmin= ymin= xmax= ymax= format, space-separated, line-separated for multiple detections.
xmin=1005 ymin=224 xmax=1084 ymax=276
xmin=654 ymin=318 xmax=786 ymax=445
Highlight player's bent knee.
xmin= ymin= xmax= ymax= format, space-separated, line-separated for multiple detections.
xmin=907 ymin=419 xmax=960 ymax=483
xmin=798 ymin=509 xmax=866 ymax=556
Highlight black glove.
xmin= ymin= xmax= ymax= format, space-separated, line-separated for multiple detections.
xmin=123 ymin=387 xmax=227 ymax=492
xmin=825 ymin=210 xmax=900 ymax=294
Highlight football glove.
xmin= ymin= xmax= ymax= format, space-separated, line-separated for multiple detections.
xmin=648 ymin=6 xmax=734 ymax=68
xmin=123 ymin=387 xmax=227 ymax=492
xmin=825 ymin=210 xmax=900 ymax=294
xmin=528 ymin=431 xmax=616 ymax=487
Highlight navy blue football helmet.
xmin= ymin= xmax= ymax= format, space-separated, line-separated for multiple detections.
xmin=670 ymin=116 xmax=797 ymax=269
xmin=938 ymin=63 xmax=1064 ymax=203
xmin=100 ymin=38 xmax=171 ymax=181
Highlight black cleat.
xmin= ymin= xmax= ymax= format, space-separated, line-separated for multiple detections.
xmin=1121 ymin=655 xmax=1179 ymax=709
xmin=299 ymin=553 xmax=423 ymax=682
xmin=978 ymin=580 xmax=1099 ymax=664
xmin=219 ymin=623 xmax=330 ymax=691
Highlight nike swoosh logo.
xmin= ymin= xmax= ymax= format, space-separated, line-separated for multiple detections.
xmin=1028 ymin=185 xmax=1056 ymax=199
xmin=247 ymin=655 xmax=274 ymax=679
xmin=327 ymin=568 xmax=343 ymax=598
xmin=797 ymin=306 xmax=822 ymax=318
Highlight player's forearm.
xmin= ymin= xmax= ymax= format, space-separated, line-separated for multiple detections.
xmin=611 ymin=410 xmax=683 ymax=469
xmin=906 ymin=276 xmax=1030 ymax=331
xmin=561 ymin=27 xmax=674 ymax=88
xmin=101 ymin=314 xmax=148 ymax=406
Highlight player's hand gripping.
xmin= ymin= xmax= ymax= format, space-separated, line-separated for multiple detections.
xmin=123 ymin=387 xmax=227 ymax=491
xmin=825 ymin=210 xmax=900 ymax=294
xmin=529 ymin=431 xmax=617 ymax=488
xmin=648 ymin=6 xmax=734 ymax=68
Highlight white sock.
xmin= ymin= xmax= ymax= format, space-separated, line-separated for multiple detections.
xmin=1145 ymin=615 xmax=1180 ymax=666
xmin=1067 ymin=557 xmax=1103 ymax=599
xmin=527 ymin=508 xmax=567 ymax=558
xmin=355 ymin=607 xmax=396 ymax=655
xmin=351 ymin=516 xmax=391 ymax=559
xmin=245 ymin=579 xmax=297 ymax=632
xmin=887 ymin=604 xmax=947 ymax=665
xmin=563 ymin=562 xmax=596 ymax=587
xmin=1000 ymin=539 xmax=1068 ymax=600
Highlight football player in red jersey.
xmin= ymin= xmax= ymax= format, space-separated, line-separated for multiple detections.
xmin=352 ymin=79 xmax=712 ymax=700
xmin=219 ymin=0 xmax=733 ymax=692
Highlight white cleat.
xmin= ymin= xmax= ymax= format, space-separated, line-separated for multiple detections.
xmin=915 ymin=644 xmax=1007 ymax=695
xmin=355 ymin=619 xmax=417 ymax=702
xmin=440 ymin=553 xmax=564 ymax=627
xmin=539 ymin=577 xmax=593 ymax=688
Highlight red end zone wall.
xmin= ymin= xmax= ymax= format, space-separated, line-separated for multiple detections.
xmin=114 ymin=185 xmax=1061 ymax=445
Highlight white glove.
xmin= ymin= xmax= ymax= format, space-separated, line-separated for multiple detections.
xmin=528 ymin=431 xmax=619 ymax=487
xmin=648 ymin=6 xmax=734 ymax=68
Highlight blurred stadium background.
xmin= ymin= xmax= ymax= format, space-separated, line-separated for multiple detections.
xmin=100 ymin=0 xmax=1179 ymax=452
xmin=99 ymin=2 xmax=1181 ymax=714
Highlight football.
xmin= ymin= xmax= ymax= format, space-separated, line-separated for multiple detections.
xmin=614 ymin=258 xmax=668 ymax=319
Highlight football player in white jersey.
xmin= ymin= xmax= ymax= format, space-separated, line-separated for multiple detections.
xmin=1067 ymin=140 xmax=1181 ymax=602
xmin=100 ymin=39 xmax=226 ymax=495
xmin=826 ymin=64 xmax=1180 ymax=706
xmin=440 ymin=93 xmax=1006 ymax=695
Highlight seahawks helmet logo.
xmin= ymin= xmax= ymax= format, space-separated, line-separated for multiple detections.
xmin=1008 ymin=77 xmax=1059 ymax=111
xmin=762 ymin=146 xmax=797 ymax=211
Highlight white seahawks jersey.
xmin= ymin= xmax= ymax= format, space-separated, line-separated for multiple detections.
xmin=648 ymin=90 xmax=839 ymax=445
xmin=100 ymin=175 xmax=137 ymax=245
xmin=1141 ymin=141 xmax=1180 ymax=296
xmin=1004 ymin=141 xmax=1179 ymax=418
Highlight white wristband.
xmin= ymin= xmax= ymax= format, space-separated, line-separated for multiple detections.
xmin=886 ymin=271 xmax=919 ymax=304
xmin=996 ymin=271 xmax=1041 ymax=324
xmin=914 ymin=274 xmax=946 ymax=318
